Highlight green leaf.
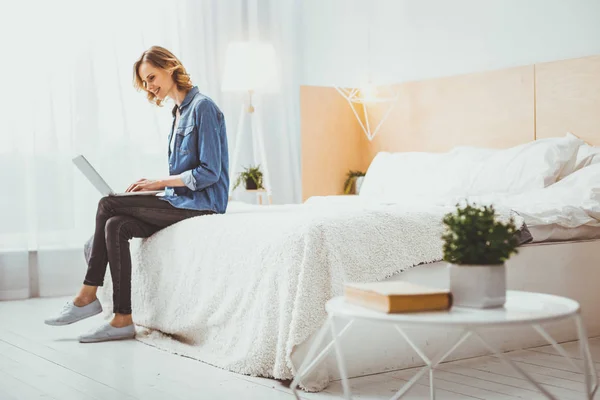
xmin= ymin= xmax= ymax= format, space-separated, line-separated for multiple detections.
xmin=441 ymin=202 xmax=519 ymax=265
xmin=343 ymin=170 xmax=365 ymax=194
xmin=232 ymin=164 xmax=265 ymax=190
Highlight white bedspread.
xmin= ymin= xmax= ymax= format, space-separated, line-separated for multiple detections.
xmin=96 ymin=201 xmax=520 ymax=390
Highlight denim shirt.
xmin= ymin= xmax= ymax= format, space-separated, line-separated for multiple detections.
xmin=160 ymin=87 xmax=229 ymax=214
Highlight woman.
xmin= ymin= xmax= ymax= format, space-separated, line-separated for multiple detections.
xmin=44 ymin=46 xmax=229 ymax=343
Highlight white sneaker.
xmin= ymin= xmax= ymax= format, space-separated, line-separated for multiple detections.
xmin=44 ymin=299 xmax=103 ymax=326
xmin=78 ymin=323 xmax=136 ymax=343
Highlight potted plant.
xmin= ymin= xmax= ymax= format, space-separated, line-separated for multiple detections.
xmin=233 ymin=165 xmax=264 ymax=191
xmin=442 ymin=203 xmax=519 ymax=308
xmin=343 ymin=170 xmax=366 ymax=195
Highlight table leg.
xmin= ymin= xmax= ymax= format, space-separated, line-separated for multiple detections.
xmin=390 ymin=328 xmax=472 ymax=400
xmin=390 ymin=364 xmax=431 ymax=400
xmin=290 ymin=318 xmax=354 ymax=399
xmin=533 ymin=315 xmax=598 ymax=399
xmin=331 ymin=316 xmax=352 ymax=399
xmin=533 ymin=323 xmax=582 ymax=372
xmin=575 ymin=314 xmax=598 ymax=399
xmin=472 ymin=330 xmax=558 ymax=399
xmin=429 ymin=367 xmax=435 ymax=400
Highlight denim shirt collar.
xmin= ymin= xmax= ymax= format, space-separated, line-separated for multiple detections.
xmin=171 ymin=86 xmax=199 ymax=117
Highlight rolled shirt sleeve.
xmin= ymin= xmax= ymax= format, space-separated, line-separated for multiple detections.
xmin=180 ymin=101 xmax=222 ymax=191
xmin=180 ymin=169 xmax=198 ymax=191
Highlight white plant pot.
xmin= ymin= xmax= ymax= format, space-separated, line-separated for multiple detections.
xmin=449 ymin=263 xmax=506 ymax=308
xmin=355 ymin=176 xmax=365 ymax=194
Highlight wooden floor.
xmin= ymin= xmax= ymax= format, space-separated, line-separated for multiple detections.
xmin=1 ymin=296 xmax=598 ymax=400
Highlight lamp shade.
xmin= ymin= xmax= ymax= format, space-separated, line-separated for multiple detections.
xmin=221 ymin=41 xmax=280 ymax=93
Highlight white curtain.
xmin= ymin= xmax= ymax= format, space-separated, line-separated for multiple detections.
xmin=0 ymin=0 xmax=302 ymax=300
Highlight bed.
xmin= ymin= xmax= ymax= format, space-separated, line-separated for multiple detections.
xmin=92 ymin=133 xmax=600 ymax=391
xmin=94 ymin=199 xmax=502 ymax=385
xmin=94 ymin=54 xmax=600 ymax=391
xmin=291 ymin=136 xmax=600 ymax=388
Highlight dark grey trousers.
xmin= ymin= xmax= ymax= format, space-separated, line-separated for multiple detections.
xmin=83 ymin=195 xmax=213 ymax=314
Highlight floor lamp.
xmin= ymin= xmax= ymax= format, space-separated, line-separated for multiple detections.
xmin=222 ymin=41 xmax=279 ymax=204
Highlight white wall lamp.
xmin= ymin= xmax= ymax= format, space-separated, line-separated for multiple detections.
xmin=334 ymin=1 xmax=399 ymax=141
xmin=335 ymin=84 xmax=399 ymax=141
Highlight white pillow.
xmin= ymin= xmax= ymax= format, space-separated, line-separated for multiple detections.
xmin=574 ymin=143 xmax=600 ymax=170
xmin=456 ymin=133 xmax=583 ymax=195
xmin=497 ymin=162 xmax=600 ymax=228
xmin=359 ymin=151 xmax=476 ymax=202
xmin=556 ymin=132 xmax=594 ymax=179
xmin=360 ymin=133 xmax=583 ymax=202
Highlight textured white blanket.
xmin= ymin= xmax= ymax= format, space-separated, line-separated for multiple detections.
xmin=96 ymin=201 xmax=519 ymax=390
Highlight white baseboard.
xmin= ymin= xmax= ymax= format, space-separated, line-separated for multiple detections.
xmin=0 ymin=288 xmax=30 ymax=301
xmin=0 ymin=248 xmax=84 ymax=300
xmin=0 ymin=251 xmax=30 ymax=301
xmin=38 ymin=248 xmax=86 ymax=297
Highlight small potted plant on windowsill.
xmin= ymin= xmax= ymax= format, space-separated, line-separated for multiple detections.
xmin=442 ymin=203 xmax=519 ymax=308
xmin=233 ymin=165 xmax=264 ymax=191
xmin=343 ymin=170 xmax=366 ymax=195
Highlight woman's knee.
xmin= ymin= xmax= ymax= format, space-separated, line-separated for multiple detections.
xmin=97 ymin=196 xmax=116 ymax=213
xmin=105 ymin=216 xmax=131 ymax=243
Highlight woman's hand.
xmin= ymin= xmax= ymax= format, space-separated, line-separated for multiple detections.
xmin=126 ymin=178 xmax=165 ymax=192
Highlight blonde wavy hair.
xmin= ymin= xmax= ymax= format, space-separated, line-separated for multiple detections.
xmin=133 ymin=46 xmax=193 ymax=107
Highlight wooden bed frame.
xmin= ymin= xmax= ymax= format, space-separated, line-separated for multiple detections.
xmin=294 ymin=54 xmax=600 ymax=386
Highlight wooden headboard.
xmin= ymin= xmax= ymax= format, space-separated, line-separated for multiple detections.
xmin=362 ymin=65 xmax=535 ymax=163
xmin=535 ymin=55 xmax=600 ymax=143
xmin=300 ymin=54 xmax=600 ymax=200
xmin=300 ymin=86 xmax=366 ymax=200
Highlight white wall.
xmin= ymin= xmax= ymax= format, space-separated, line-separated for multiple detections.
xmin=300 ymin=0 xmax=600 ymax=87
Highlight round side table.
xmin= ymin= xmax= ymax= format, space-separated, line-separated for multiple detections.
xmin=291 ymin=291 xmax=597 ymax=400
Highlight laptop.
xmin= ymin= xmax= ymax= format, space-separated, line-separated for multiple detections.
xmin=72 ymin=155 xmax=163 ymax=197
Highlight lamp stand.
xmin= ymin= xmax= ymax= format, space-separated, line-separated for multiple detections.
xmin=229 ymin=90 xmax=273 ymax=204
